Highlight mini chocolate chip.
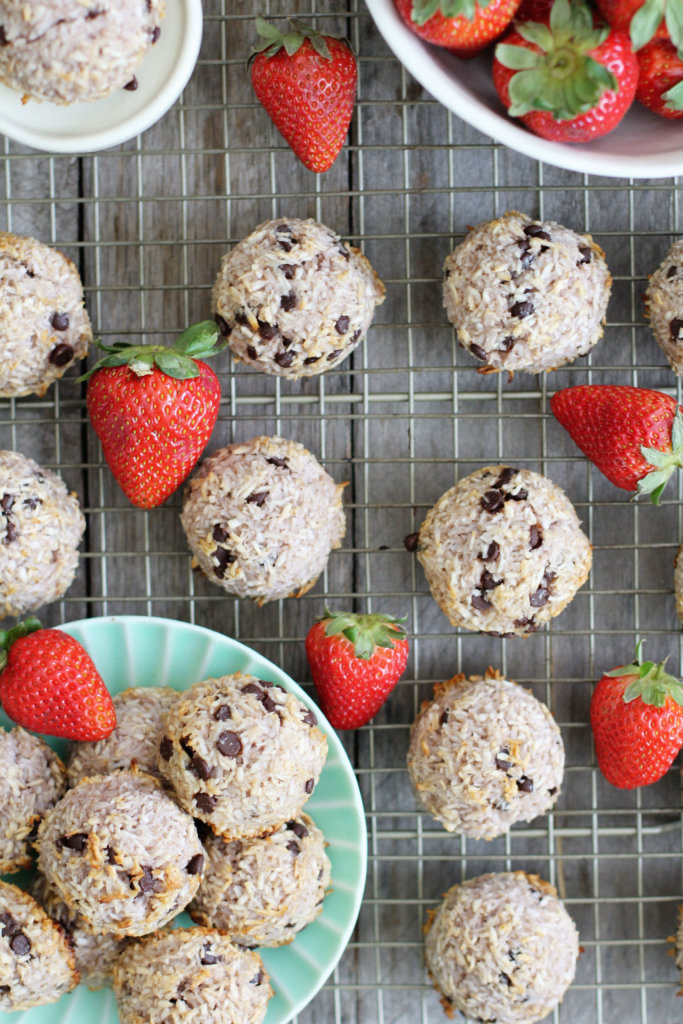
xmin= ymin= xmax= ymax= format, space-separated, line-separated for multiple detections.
xmin=194 ymin=793 xmax=217 ymax=813
xmin=508 ymin=488 xmax=528 ymax=501
xmin=286 ymin=820 xmax=309 ymax=839
xmin=159 ymin=736 xmax=173 ymax=760
xmin=213 ymin=704 xmax=231 ymax=721
xmin=667 ymin=265 xmax=678 ymax=279
xmin=0 ymin=28 xmax=7 ymax=45
xmin=479 ymin=541 xmax=500 ymax=562
xmin=480 ymin=489 xmax=505 ymax=513
xmin=194 ymin=819 xmax=212 ymax=843
xmin=250 ymin=970 xmax=264 ymax=985
xmin=186 ymin=853 xmax=204 ymax=875
xmin=50 ymin=311 xmax=70 ymax=331
xmin=440 ymin=709 xmax=449 ymax=726
xmin=480 ymin=570 xmax=501 ymax=591
xmin=9 ymin=934 xmax=30 ymax=956
xmin=471 ymin=594 xmax=492 ymax=611
xmin=60 ymin=833 xmax=88 ymax=852
xmin=235 ymin=311 xmax=249 ymax=325
xmin=106 ymin=845 xmax=118 ymax=864
xmin=124 ymin=76 xmax=139 ymax=91
xmin=303 ymin=355 xmax=321 ymax=364
xmin=190 ymin=756 xmax=213 ymax=780
xmin=403 ymin=532 xmax=419 ymax=551
xmin=670 ymin=318 xmax=683 ymax=340
xmin=246 ymin=345 xmax=258 ymax=360
xmin=286 ymin=840 xmax=300 ymax=855
xmin=577 ymin=245 xmax=592 ymax=265
xmin=517 ymin=775 xmax=534 ymax=793
xmin=201 ymin=947 xmax=220 ymax=965
xmin=180 ymin=736 xmax=195 ymax=759
xmin=279 ymin=239 xmax=293 ymax=252
xmin=213 ymin=546 xmax=236 ymax=579
xmin=246 ymin=491 xmax=268 ymax=506
xmin=279 ymin=263 xmax=295 ymax=278
xmin=137 ymin=866 xmax=160 ymax=894
xmin=336 ymin=242 xmax=350 ymax=260
xmin=242 ymin=682 xmax=264 ymax=697
xmin=335 ymin=315 xmax=350 ymax=334
xmin=326 ymin=348 xmax=343 ymax=361
xmin=217 ymin=731 xmax=242 ymax=757
xmin=274 ymin=350 xmax=294 ymax=367
xmin=266 ymin=455 xmax=288 ymax=468
xmin=215 ymin=314 xmax=232 ymax=337
xmin=470 ymin=343 xmax=488 ymax=361
xmin=351 ymin=329 xmax=362 ymax=343
xmin=523 ymin=223 xmax=551 ymax=241
xmin=500 ymin=335 xmax=514 ymax=352
xmin=276 ymin=223 xmax=292 ymax=234
xmin=548 ymin=786 xmax=558 ymax=796
xmin=495 ymin=748 xmax=511 ymax=771
xmin=0 ymin=985 xmax=9 ymax=993
xmin=303 ymin=709 xmax=317 ymax=726
xmin=513 ymin=616 xmax=538 ymax=631
xmin=1 ymin=494 xmax=13 ymax=514
xmin=304 ymin=778 xmax=314 ymax=793
xmin=48 ymin=342 xmax=74 ymax=366
xmin=510 ymin=300 xmax=534 ymax=319
xmin=517 ymin=242 xmax=535 ymax=271
xmin=4 ymin=521 xmax=17 ymax=544
xmin=0 ymin=913 xmax=17 ymax=936
xmin=280 ymin=291 xmax=297 ymax=311
xmin=529 ymin=524 xmax=543 ymax=550
xmin=530 ymin=585 xmax=550 ymax=608
xmin=150 ymin=25 xmax=161 ymax=42
xmin=258 ymin=320 xmax=277 ymax=340
xmin=212 ymin=524 xmax=228 ymax=543
xmin=499 ymin=972 xmax=513 ymax=988
xmin=262 ymin=695 xmax=277 ymax=712
xmin=23 ymin=497 xmax=39 ymax=510
xmin=494 ymin=467 xmax=516 ymax=488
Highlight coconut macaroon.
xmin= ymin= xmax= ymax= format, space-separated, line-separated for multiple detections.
xmin=425 ymin=872 xmax=579 ymax=1024
xmin=411 ymin=465 xmax=592 ymax=637
xmin=0 ymin=232 xmax=92 ymax=397
xmin=113 ymin=926 xmax=272 ymax=1024
xmin=37 ymin=769 xmax=205 ymax=938
xmin=212 ymin=217 xmax=385 ymax=379
xmin=190 ymin=813 xmax=331 ymax=947
xmin=644 ymin=239 xmax=683 ymax=375
xmin=407 ymin=670 xmax=564 ymax=840
xmin=0 ymin=879 xmax=78 ymax=1011
xmin=443 ymin=211 xmax=611 ymax=374
xmin=0 ymin=727 xmax=66 ymax=874
xmin=181 ymin=436 xmax=346 ymax=604
xmin=66 ymin=685 xmax=180 ymax=787
xmin=0 ymin=450 xmax=86 ymax=620
xmin=31 ymin=872 xmax=125 ymax=990
xmin=0 ymin=0 xmax=166 ymax=105
xmin=157 ymin=674 xmax=327 ymax=839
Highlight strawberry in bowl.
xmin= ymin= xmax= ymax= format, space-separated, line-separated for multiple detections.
xmin=395 ymin=0 xmax=521 ymax=56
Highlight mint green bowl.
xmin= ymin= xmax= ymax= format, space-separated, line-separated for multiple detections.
xmin=0 ymin=615 xmax=367 ymax=1024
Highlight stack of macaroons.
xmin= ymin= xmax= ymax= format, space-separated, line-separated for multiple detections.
xmin=0 ymin=674 xmax=331 ymax=1021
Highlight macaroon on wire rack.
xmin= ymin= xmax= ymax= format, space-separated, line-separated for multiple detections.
xmin=1 ymin=1 xmax=683 ymax=1024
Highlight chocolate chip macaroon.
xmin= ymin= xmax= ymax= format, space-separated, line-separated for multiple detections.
xmin=212 ymin=217 xmax=385 ymax=378
xmin=443 ymin=211 xmax=611 ymax=373
xmin=0 ymin=232 xmax=92 ymax=397
xmin=407 ymin=465 xmax=592 ymax=637
xmin=407 ymin=669 xmax=564 ymax=839
xmin=644 ymin=238 xmax=683 ymax=375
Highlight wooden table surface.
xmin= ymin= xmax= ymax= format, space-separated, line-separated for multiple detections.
xmin=2 ymin=2 xmax=683 ymax=1022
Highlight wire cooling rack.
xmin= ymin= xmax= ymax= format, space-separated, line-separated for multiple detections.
xmin=2 ymin=2 xmax=683 ymax=1022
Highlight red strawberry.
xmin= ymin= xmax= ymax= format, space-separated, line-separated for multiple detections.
xmin=515 ymin=0 xmax=554 ymax=21
xmin=250 ymin=18 xmax=357 ymax=174
xmin=82 ymin=321 xmax=224 ymax=509
xmin=0 ymin=620 xmax=116 ymax=741
xmin=550 ymin=384 xmax=683 ymax=504
xmin=590 ymin=641 xmax=683 ymax=789
xmin=395 ymin=0 xmax=521 ymax=57
xmin=305 ymin=610 xmax=409 ymax=730
xmin=493 ymin=0 xmax=638 ymax=142
xmin=636 ymin=38 xmax=683 ymax=117
xmin=595 ymin=0 xmax=683 ymax=51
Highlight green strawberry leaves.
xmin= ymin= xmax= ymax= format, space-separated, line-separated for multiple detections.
xmin=637 ymin=408 xmax=683 ymax=504
xmin=76 ymin=320 xmax=224 ymax=383
xmin=250 ymin=16 xmax=337 ymax=60
xmin=495 ymin=0 xmax=617 ymax=119
xmin=605 ymin=640 xmax=683 ymax=708
xmin=663 ymin=77 xmax=683 ymax=109
xmin=630 ymin=0 xmax=683 ymax=52
xmin=319 ymin=609 xmax=407 ymax=660
xmin=0 ymin=617 xmax=42 ymax=672
xmin=410 ymin=0 xmax=492 ymax=27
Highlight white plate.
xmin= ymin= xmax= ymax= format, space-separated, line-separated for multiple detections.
xmin=365 ymin=0 xmax=683 ymax=179
xmin=0 ymin=0 xmax=203 ymax=153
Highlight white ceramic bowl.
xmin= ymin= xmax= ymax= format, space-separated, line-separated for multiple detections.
xmin=365 ymin=0 xmax=683 ymax=179
xmin=0 ymin=0 xmax=203 ymax=154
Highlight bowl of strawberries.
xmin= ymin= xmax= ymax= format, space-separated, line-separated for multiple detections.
xmin=365 ymin=0 xmax=683 ymax=178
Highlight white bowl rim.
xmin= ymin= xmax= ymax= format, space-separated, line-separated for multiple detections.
xmin=0 ymin=0 xmax=203 ymax=153
xmin=364 ymin=0 xmax=683 ymax=180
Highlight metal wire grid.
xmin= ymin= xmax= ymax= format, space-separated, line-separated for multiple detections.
xmin=2 ymin=2 xmax=683 ymax=1022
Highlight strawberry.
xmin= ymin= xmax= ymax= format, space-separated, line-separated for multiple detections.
xmin=636 ymin=38 xmax=683 ymax=116
xmin=493 ymin=0 xmax=638 ymax=143
xmin=82 ymin=321 xmax=224 ymax=509
xmin=550 ymin=384 xmax=683 ymax=504
xmin=394 ymin=0 xmax=521 ymax=56
xmin=305 ymin=609 xmax=409 ymax=730
xmin=250 ymin=18 xmax=357 ymax=174
xmin=595 ymin=0 xmax=683 ymax=52
xmin=0 ymin=619 xmax=116 ymax=741
xmin=590 ymin=641 xmax=683 ymax=789
xmin=515 ymin=0 xmax=554 ymax=21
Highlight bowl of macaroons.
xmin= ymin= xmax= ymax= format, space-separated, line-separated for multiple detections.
xmin=365 ymin=0 xmax=683 ymax=179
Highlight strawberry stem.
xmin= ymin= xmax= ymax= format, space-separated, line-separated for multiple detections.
xmin=75 ymin=320 xmax=225 ymax=383
xmin=605 ymin=640 xmax=683 ymax=708
xmin=318 ymin=608 xmax=407 ymax=660
xmin=637 ymin=408 xmax=683 ymax=505
xmin=0 ymin=617 xmax=42 ymax=672
xmin=250 ymin=17 xmax=349 ymax=62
